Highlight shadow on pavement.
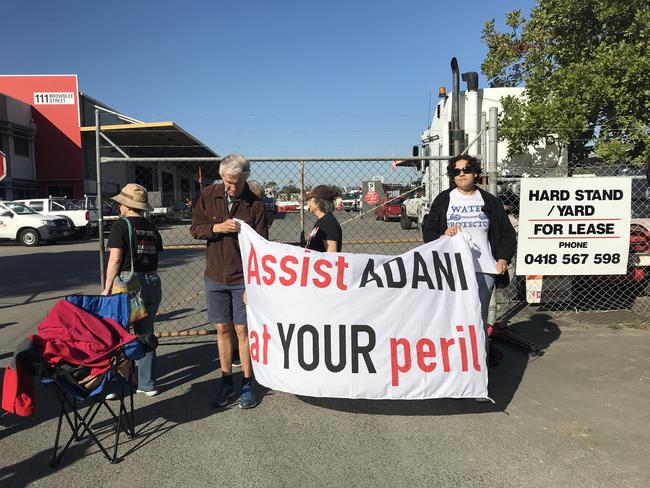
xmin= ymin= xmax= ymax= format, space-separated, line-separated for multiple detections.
xmin=0 ymin=441 xmax=97 ymax=487
xmin=0 ymin=342 xmax=260 ymax=485
xmin=488 ymin=313 xmax=561 ymax=409
xmin=0 ymin=315 xmax=562 ymax=484
xmin=157 ymin=248 xmax=204 ymax=271
xmin=298 ymin=313 xmax=560 ymax=416
xmin=98 ymin=342 xmax=271 ymax=457
xmin=0 ymin=251 xmax=100 ymax=302
xmin=156 ymin=308 xmax=196 ymax=322
xmin=0 ymin=246 xmax=201 ymax=307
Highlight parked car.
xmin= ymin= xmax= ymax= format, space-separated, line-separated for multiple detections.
xmin=622 ymin=218 xmax=650 ymax=283
xmin=0 ymin=201 xmax=71 ymax=246
xmin=400 ymin=196 xmax=424 ymax=230
xmin=566 ymin=217 xmax=650 ymax=309
xmin=277 ymin=200 xmax=301 ymax=213
xmin=14 ymin=197 xmax=99 ymax=237
xmin=341 ymin=193 xmax=360 ymax=212
xmin=75 ymin=195 xmax=120 ymax=230
xmin=375 ymin=197 xmax=405 ymax=222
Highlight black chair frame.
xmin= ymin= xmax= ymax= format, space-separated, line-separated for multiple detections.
xmin=46 ymin=359 xmax=136 ymax=467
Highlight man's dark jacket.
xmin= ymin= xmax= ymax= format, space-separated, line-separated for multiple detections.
xmin=422 ymin=186 xmax=517 ymax=286
xmin=190 ymin=182 xmax=268 ymax=285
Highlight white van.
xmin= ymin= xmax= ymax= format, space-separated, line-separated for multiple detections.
xmin=0 ymin=201 xmax=71 ymax=246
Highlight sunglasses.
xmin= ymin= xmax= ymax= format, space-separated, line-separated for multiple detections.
xmin=451 ymin=166 xmax=475 ymax=177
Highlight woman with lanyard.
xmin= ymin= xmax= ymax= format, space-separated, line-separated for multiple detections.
xmin=422 ymin=156 xmax=516 ymax=376
xmin=102 ymin=183 xmax=163 ymax=397
xmin=305 ymin=185 xmax=342 ymax=252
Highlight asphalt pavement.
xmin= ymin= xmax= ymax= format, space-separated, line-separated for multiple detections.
xmin=1 ymin=233 xmax=649 ymax=487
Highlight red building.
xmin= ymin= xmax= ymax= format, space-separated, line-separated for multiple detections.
xmin=0 ymin=75 xmax=84 ymax=198
xmin=0 ymin=75 xmax=218 ymax=204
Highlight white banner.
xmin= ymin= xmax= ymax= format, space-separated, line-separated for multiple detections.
xmin=238 ymin=222 xmax=487 ymax=400
xmin=516 ymin=177 xmax=632 ymax=275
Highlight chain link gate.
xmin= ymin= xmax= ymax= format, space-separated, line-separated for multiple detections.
xmin=99 ymin=156 xmax=444 ymax=336
xmin=97 ymin=156 xmax=649 ymax=337
xmin=91 ymin=100 xmax=648 ymax=336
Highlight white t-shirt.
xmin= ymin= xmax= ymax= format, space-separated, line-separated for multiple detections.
xmin=446 ymin=189 xmax=496 ymax=274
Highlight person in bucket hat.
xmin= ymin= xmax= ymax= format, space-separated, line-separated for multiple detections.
xmin=111 ymin=183 xmax=154 ymax=211
xmin=102 ymin=183 xmax=163 ymax=397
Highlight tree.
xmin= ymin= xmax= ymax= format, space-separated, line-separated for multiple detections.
xmin=481 ymin=0 xmax=650 ymax=166
xmin=280 ymin=184 xmax=300 ymax=194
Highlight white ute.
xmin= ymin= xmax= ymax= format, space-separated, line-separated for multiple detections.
xmin=0 ymin=201 xmax=71 ymax=246
xmin=13 ymin=198 xmax=99 ymax=237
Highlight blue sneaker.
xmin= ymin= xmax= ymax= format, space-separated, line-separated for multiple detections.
xmin=239 ymin=381 xmax=257 ymax=409
xmin=213 ymin=381 xmax=236 ymax=407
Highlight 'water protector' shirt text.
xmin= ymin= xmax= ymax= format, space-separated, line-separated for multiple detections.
xmin=446 ymin=189 xmax=496 ymax=273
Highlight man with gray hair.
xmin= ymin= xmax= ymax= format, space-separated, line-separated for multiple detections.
xmin=190 ymin=153 xmax=268 ymax=409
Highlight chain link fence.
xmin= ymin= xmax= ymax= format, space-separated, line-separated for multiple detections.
xmin=496 ymin=163 xmax=650 ymax=322
xmin=102 ymin=157 xmax=430 ymax=336
xmin=99 ymin=157 xmax=649 ymax=336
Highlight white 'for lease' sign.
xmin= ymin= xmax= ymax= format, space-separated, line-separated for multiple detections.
xmin=516 ymin=177 xmax=632 ymax=276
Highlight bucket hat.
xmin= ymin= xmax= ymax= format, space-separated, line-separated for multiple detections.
xmin=111 ymin=183 xmax=153 ymax=211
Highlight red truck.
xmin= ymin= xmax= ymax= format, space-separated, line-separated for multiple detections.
xmin=375 ymin=196 xmax=405 ymax=222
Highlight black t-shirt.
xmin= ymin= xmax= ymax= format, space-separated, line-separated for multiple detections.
xmin=306 ymin=213 xmax=342 ymax=252
xmin=107 ymin=217 xmax=163 ymax=272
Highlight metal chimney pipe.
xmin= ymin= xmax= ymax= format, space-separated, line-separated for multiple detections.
xmin=463 ymin=71 xmax=480 ymax=157
xmin=461 ymin=72 xmax=479 ymax=92
xmin=450 ymin=57 xmax=464 ymax=156
xmin=451 ymin=58 xmax=460 ymax=131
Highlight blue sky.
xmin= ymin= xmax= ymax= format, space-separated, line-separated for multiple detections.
xmin=3 ymin=0 xmax=536 ymax=158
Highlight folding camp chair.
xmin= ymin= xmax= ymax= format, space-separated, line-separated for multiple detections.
xmin=43 ymin=351 xmax=136 ymax=466
xmin=41 ymin=294 xmax=143 ymax=467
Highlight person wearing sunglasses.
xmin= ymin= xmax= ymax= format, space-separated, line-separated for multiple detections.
xmin=422 ymin=155 xmax=516 ymax=376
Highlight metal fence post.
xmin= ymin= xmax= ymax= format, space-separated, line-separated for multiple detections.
xmin=488 ymin=107 xmax=498 ymax=327
xmin=488 ymin=107 xmax=498 ymax=196
xmin=480 ymin=112 xmax=487 ymax=189
xmin=299 ymin=160 xmax=305 ymax=246
xmin=481 ymin=112 xmax=487 ymax=157
xmin=95 ymin=108 xmax=106 ymax=288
